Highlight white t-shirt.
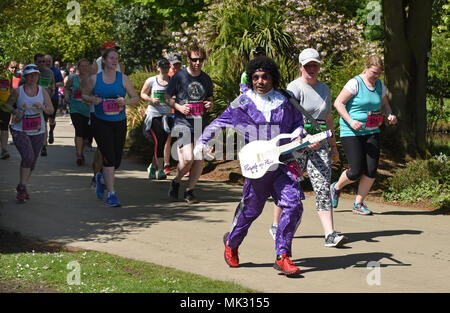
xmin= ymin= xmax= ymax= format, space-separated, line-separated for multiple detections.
xmin=287 ymin=78 xmax=331 ymax=121
xmin=144 ymin=75 xmax=171 ymax=116
xmin=344 ymin=77 xmax=387 ymax=98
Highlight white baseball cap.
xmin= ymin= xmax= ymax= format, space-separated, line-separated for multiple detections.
xmin=298 ymin=48 xmax=321 ymax=65
xmin=23 ymin=64 xmax=40 ymax=75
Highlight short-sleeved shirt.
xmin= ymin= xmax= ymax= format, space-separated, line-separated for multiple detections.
xmin=286 ymin=78 xmax=331 ymax=121
xmin=165 ymin=68 xmax=213 ymax=131
xmin=36 ymin=67 xmax=55 ymax=97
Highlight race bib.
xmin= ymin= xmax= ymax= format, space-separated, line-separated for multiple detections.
xmin=153 ymin=91 xmax=165 ymax=104
xmin=102 ymin=99 xmax=121 ymax=115
xmin=365 ymin=111 xmax=383 ymax=130
xmin=0 ymin=79 xmax=9 ymax=91
xmin=186 ymin=102 xmax=204 ymax=118
xmin=23 ymin=114 xmax=41 ymax=133
xmin=38 ymin=77 xmax=51 ymax=88
xmin=73 ymin=89 xmax=82 ymax=100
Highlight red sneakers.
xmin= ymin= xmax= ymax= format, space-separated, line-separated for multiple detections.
xmin=163 ymin=164 xmax=171 ymax=175
xmin=273 ymin=254 xmax=300 ymax=275
xmin=223 ymin=232 xmax=239 ymax=268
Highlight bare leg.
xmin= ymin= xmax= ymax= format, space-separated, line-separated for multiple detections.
xmin=102 ymin=166 xmax=115 ymax=193
xmin=355 ymin=174 xmax=375 ymax=204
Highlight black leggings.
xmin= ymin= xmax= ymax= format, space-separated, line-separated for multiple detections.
xmin=144 ymin=116 xmax=171 ymax=159
xmin=92 ymin=116 xmax=127 ymax=169
xmin=341 ymin=133 xmax=380 ymax=180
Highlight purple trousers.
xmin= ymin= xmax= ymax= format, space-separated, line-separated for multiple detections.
xmin=11 ymin=129 xmax=45 ymax=170
xmin=227 ymin=167 xmax=304 ymax=256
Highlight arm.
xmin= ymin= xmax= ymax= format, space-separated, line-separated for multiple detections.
xmin=118 ymin=74 xmax=139 ymax=107
xmin=164 ymin=92 xmax=190 ymax=115
xmin=381 ymin=95 xmax=397 ymax=125
xmin=140 ymin=78 xmax=160 ymax=105
xmin=333 ymin=87 xmax=363 ymax=131
xmin=41 ymin=88 xmax=54 ymax=115
xmin=325 ymin=112 xmax=339 ymax=161
xmin=63 ymin=75 xmax=73 ymax=103
xmin=80 ymin=74 xmax=102 ymax=105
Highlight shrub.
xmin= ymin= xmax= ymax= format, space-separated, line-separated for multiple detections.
xmin=383 ymin=153 xmax=450 ymax=211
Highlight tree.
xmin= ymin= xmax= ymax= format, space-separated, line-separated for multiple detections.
xmin=382 ymin=0 xmax=433 ymax=157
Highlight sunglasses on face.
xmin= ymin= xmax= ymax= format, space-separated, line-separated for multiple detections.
xmin=252 ymin=73 xmax=269 ymax=82
xmin=189 ymin=57 xmax=204 ymax=63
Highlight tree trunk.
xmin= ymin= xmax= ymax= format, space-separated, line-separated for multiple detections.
xmin=382 ymin=0 xmax=432 ymax=157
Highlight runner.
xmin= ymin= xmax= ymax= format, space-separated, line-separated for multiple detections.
xmin=88 ymin=41 xmax=125 ymax=187
xmin=194 ymin=56 xmax=318 ymax=275
xmin=164 ymin=43 xmax=214 ymax=204
xmin=240 ymin=46 xmax=266 ymax=85
xmin=269 ymin=48 xmax=347 ymax=247
xmin=64 ymin=58 xmax=91 ymax=165
xmin=44 ymin=54 xmax=64 ymax=145
xmin=0 ymin=61 xmax=14 ymax=159
xmin=32 ymin=53 xmax=55 ymax=157
xmin=331 ymin=55 xmax=397 ymax=215
xmin=140 ymin=58 xmax=172 ymax=180
xmin=81 ymin=48 xmax=139 ymax=207
xmin=4 ymin=64 xmax=54 ymax=201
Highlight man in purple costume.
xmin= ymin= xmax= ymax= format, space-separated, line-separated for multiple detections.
xmin=195 ymin=57 xmax=318 ymax=275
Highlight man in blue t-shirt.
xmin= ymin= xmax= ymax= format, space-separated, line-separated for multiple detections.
xmin=164 ymin=43 xmax=214 ymax=204
xmin=44 ymin=54 xmax=64 ymax=145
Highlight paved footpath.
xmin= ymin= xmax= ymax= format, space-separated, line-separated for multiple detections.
xmin=1 ymin=116 xmax=449 ymax=293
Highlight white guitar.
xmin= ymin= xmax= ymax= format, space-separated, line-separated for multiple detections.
xmin=238 ymin=129 xmax=332 ymax=179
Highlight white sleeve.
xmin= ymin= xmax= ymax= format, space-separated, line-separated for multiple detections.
xmin=343 ymin=78 xmax=358 ymax=95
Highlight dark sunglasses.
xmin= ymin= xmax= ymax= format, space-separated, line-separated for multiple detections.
xmin=252 ymin=73 xmax=269 ymax=81
xmin=189 ymin=57 xmax=205 ymax=63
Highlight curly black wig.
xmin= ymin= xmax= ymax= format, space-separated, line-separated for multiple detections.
xmin=245 ymin=56 xmax=280 ymax=90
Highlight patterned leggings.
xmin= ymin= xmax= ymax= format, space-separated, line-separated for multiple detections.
xmin=11 ymin=129 xmax=45 ymax=170
xmin=293 ymin=141 xmax=332 ymax=211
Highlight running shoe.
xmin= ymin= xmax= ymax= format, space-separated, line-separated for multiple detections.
xmin=76 ymin=154 xmax=84 ymax=166
xmin=269 ymin=224 xmax=278 ymax=240
xmin=273 ymin=254 xmax=300 ymax=275
xmin=16 ymin=184 xmax=27 ymax=202
xmin=106 ymin=192 xmax=121 ymax=207
xmin=40 ymin=145 xmax=47 ymax=157
xmin=352 ymin=202 xmax=372 ymax=215
xmin=48 ymin=130 xmax=54 ymax=144
xmin=325 ymin=231 xmax=348 ymax=248
xmin=330 ymin=182 xmax=341 ymax=208
xmin=147 ymin=164 xmax=156 ymax=179
xmin=0 ymin=150 xmax=10 ymax=159
xmin=168 ymin=179 xmax=180 ymax=201
xmin=184 ymin=171 xmax=190 ymax=177
xmin=95 ymin=172 xmax=106 ymax=199
xmin=163 ymin=164 xmax=171 ymax=175
xmin=156 ymin=169 xmax=167 ymax=180
xmin=223 ymin=232 xmax=239 ymax=268
xmin=184 ymin=189 xmax=199 ymax=204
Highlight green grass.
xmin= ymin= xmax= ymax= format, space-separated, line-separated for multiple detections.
xmin=0 ymin=250 xmax=258 ymax=293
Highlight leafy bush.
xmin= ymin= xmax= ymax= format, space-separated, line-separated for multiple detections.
xmin=383 ymin=153 xmax=450 ymax=210
xmin=126 ymin=71 xmax=157 ymax=163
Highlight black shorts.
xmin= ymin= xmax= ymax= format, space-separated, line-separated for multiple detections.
xmin=0 ymin=110 xmax=11 ymax=131
xmin=70 ymin=113 xmax=90 ymax=139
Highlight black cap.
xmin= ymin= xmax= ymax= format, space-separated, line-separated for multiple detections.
xmin=252 ymin=46 xmax=266 ymax=56
xmin=157 ymin=58 xmax=170 ymax=67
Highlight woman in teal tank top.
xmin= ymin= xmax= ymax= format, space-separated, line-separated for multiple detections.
xmin=64 ymin=59 xmax=91 ymax=165
xmin=331 ymin=55 xmax=397 ymax=215
xmin=81 ymin=48 xmax=139 ymax=207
